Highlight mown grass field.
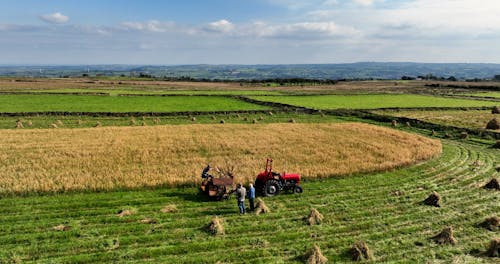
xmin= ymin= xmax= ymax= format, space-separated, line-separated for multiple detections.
xmin=0 ymin=123 xmax=440 ymax=194
xmin=374 ymin=109 xmax=500 ymax=131
xmin=0 ymin=141 xmax=497 ymax=263
xmin=0 ymin=94 xmax=269 ymax=113
xmin=249 ymin=94 xmax=499 ymax=109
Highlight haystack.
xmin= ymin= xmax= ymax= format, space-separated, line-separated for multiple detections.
xmin=140 ymin=217 xmax=158 ymax=224
xmin=486 ymin=238 xmax=500 ymax=257
xmin=289 ymin=119 xmax=296 ymax=123
xmin=258 ymin=116 xmax=264 ymax=121
xmin=406 ymin=121 xmax=411 ymax=127
xmin=207 ymin=216 xmax=224 ymax=236
xmin=423 ymin=191 xmax=441 ymax=207
xmin=77 ymin=119 xmax=84 ymax=125
xmin=255 ymin=198 xmax=270 ymax=215
xmin=486 ymin=118 xmax=500 ymax=130
xmin=391 ymin=120 xmax=398 ymax=127
xmin=306 ymin=245 xmax=328 ymax=264
xmin=130 ymin=118 xmax=136 ymax=125
xmin=52 ymin=224 xmax=71 ymax=231
xmin=484 ymin=178 xmax=500 ymax=190
xmin=50 ymin=123 xmax=58 ymax=128
xmin=191 ymin=117 xmax=197 ymax=122
xmin=252 ymin=119 xmax=257 ymax=124
xmin=153 ymin=117 xmax=161 ymax=124
xmin=56 ymin=120 xmax=63 ymax=126
xmin=350 ymin=241 xmax=373 ymax=261
xmin=15 ymin=120 xmax=24 ymax=129
xmin=431 ymin=226 xmax=457 ymax=245
xmin=243 ymin=117 xmax=249 ymax=122
xmin=160 ymin=204 xmax=178 ymax=213
xmin=268 ymin=111 xmax=273 ymax=116
xmin=94 ymin=121 xmax=102 ymax=127
xmin=141 ymin=121 xmax=147 ymax=126
xmin=480 ymin=216 xmax=500 ymax=231
xmin=27 ymin=120 xmax=33 ymax=126
xmin=211 ymin=116 xmax=216 ymax=120
xmin=307 ymin=208 xmax=324 ymax=225
xmin=117 ymin=209 xmax=133 ymax=217
xmin=220 ymin=119 xmax=225 ymax=124
xmin=492 ymin=106 xmax=500 ymax=114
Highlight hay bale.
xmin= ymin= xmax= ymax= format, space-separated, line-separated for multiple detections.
xmin=431 ymin=226 xmax=457 ymax=245
xmin=243 ymin=117 xmax=248 ymax=121
xmin=484 ymin=178 xmax=500 ymax=190
xmin=50 ymin=123 xmax=58 ymax=128
xmin=94 ymin=121 xmax=102 ymax=127
xmin=480 ymin=216 xmax=500 ymax=231
xmin=141 ymin=121 xmax=147 ymax=126
xmin=15 ymin=120 xmax=24 ymax=129
xmin=405 ymin=121 xmax=411 ymax=127
xmin=220 ymin=119 xmax=225 ymax=124
xmin=423 ymin=191 xmax=441 ymax=207
xmin=211 ymin=116 xmax=216 ymax=120
xmin=459 ymin=132 xmax=469 ymax=139
xmin=492 ymin=141 xmax=500 ymax=149
xmin=160 ymin=204 xmax=178 ymax=213
xmin=130 ymin=118 xmax=137 ymax=125
xmin=255 ymin=198 xmax=270 ymax=215
xmin=391 ymin=120 xmax=398 ymax=127
xmin=52 ymin=224 xmax=71 ymax=231
xmin=492 ymin=106 xmax=500 ymax=114
xmin=56 ymin=120 xmax=63 ymax=126
xmin=252 ymin=119 xmax=257 ymax=124
xmin=306 ymin=245 xmax=328 ymax=264
xmin=27 ymin=120 xmax=33 ymax=127
xmin=153 ymin=117 xmax=161 ymax=124
xmin=307 ymin=208 xmax=324 ymax=225
xmin=258 ymin=116 xmax=264 ymax=121
xmin=139 ymin=217 xmax=158 ymax=224
xmin=268 ymin=111 xmax=273 ymax=116
xmin=117 ymin=209 xmax=133 ymax=217
xmin=486 ymin=238 xmax=500 ymax=257
xmin=350 ymin=241 xmax=373 ymax=261
xmin=289 ymin=119 xmax=296 ymax=123
xmin=191 ymin=117 xmax=197 ymax=122
xmin=486 ymin=118 xmax=500 ymax=130
xmin=207 ymin=216 xmax=224 ymax=236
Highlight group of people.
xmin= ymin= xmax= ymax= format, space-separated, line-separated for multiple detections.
xmin=235 ymin=183 xmax=255 ymax=214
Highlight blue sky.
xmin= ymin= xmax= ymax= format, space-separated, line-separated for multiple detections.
xmin=1 ymin=0 xmax=500 ymax=64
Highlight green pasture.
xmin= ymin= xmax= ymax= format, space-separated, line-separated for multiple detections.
xmin=249 ymin=94 xmax=499 ymax=110
xmin=0 ymin=141 xmax=498 ymax=263
xmin=8 ymin=89 xmax=283 ymax=96
xmin=0 ymin=94 xmax=270 ymax=113
xmin=465 ymin=92 xmax=500 ymax=99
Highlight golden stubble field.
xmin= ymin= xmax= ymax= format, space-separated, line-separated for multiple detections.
xmin=0 ymin=123 xmax=441 ymax=194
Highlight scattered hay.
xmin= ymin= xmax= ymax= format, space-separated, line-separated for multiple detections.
xmin=459 ymin=132 xmax=469 ymax=139
xmin=52 ymin=224 xmax=71 ymax=231
xmin=306 ymin=245 xmax=328 ymax=264
xmin=207 ymin=216 xmax=224 ymax=236
xmin=493 ymin=141 xmax=500 ymax=149
xmin=350 ymin=241 xmax=373 ymax=261
xmin=423 ymin=191 xmax=441 ymax=207
xmin=15 ymin=120 xmax=24 ymax=129
xmin=431 ymin=226 xmax=457 ymax=245
xmin=255 ymin=198 xmax=270 ymax=215
xmin=130 ymin=118 xmax=137 ymax=125
xmin=50 ymin=123 xmax=58 ymax=128
xmin=486 ymin=118 xmax=500 ymax=130
xmin=480 ymin=216 xmax=499 ymax=231
xmin=289 ymin=119 xmax=296 ymax=123
xmin=220 ymin=119 xmax=225 ymax=124
xmin=140 ymin=217 xmax=158 ymax=224
xmin=484 ymin=178 xmax=500 ymax=190
xmin=117 ymin=209 xmax=133 ymax=217
xmin=486 ymin=238 xmax=500 ymax=257
xmin=391 ymin=120 xmax=398 ymax=127
xmin=160 ymin=204 xmax=178 ymax=213
xmin=94 ymin=121 xmax=102 ymax=127
xmin=306 ymin=208 xmax=324 ymax=225
xmin=191 ymin=117 xmax=197 ymax=122
xmin=492 ymin=106 xmax=500 ymax=114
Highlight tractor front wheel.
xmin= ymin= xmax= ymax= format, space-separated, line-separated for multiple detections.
xmin=293 ymin=185 xmax=303 ymax=194
xmin=263 ymin=179 xmax=280 ymax=197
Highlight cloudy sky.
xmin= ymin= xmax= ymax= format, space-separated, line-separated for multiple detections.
xmin=1 ymin=0 xmax=500 ymax=64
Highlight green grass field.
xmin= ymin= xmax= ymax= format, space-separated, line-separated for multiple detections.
xmin=249 ymin=94 xmax=499 ymax=109
xmin=0 ymin=94 xmax=270 ymax=113
xmin=10 ymin=89 xmax=283 ymax=96
xmin=0 ymin=141 xmax=498 ymax=263
xmin=466 ymin=92 xmax=500 ymax=98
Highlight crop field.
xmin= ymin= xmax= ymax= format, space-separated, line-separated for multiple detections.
xmin=466 ymin=92 xmax=500 ymax=99
xmin=0 ymin=123 xmax=440 ymax=194
xmin=249 ymin=94 xmax=499 ymax=109
xmin=0 ymin=94 xmax=269 ymax=113
xmin=374 ymin=109 xmax=500 ymax=130
xmin=1 ymin=79 xmax=499 ymax=263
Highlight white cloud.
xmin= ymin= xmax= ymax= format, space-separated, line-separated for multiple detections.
xmin=352 ymin=0 xmax=375 ymax=6
xmin=121 ymin=20 xmax=176 ymax=33
xmin=205 ymin=19 xmax=235 ymax=33
xmin=39 ymin=12 xmax=69 ymax=24
xmin=247 ymin=21 xmax=361 ymax=38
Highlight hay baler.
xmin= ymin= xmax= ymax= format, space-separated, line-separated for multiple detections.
xmin=254 ymin=158 xmax=302 ymax=197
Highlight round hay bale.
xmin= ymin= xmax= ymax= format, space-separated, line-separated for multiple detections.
xmin=480 ymin=216 xmax=500 ymax=231
xmin=486 ymin=238 xmax=500 ymax=257
xmin=350 ymin=241 xmax=373 ymax=261
xmin=484 ymin=178 xmax=500 ymax=190
xmin=27 ymin=120 xmax=33 ymax=127
xmin=486 ymin=118 xmax=500 ymax=130
xmin=161 ymin=205 xmax=178 ymax=213
xmin=492 ymin=106 xmax=500 ymax=114
xmin=391 ymin=120 xmax=398 ymax=127
xmin=289 ymin=119 xmax=296 ymax=123
xmin=139 ymin=217 xmax=158 ymax=224
xmin=306 ymin=245 xmax=328 ymax=264
xmin=207 ymin=216 xmax=224 ymax=236
xmin=255 ymin=198 xmax=270 ymax=215
xmin=431 ymin=226 xmax=457 ymax=245
xmin=307 ymin=208 xmax=324 ymax=225
xmin=423 ymin=191 xmax=441 ymax=207
xmin=459 ymin=132 xmax=469 ymax=139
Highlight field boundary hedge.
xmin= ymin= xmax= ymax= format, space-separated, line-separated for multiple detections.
xmin=0 ymin=91 xmax=110 ymax=96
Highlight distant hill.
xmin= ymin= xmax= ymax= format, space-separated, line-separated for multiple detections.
xmin=1 ymin=62 xmax=500 ymax=80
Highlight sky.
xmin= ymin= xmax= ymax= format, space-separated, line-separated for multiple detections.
xmin=1 ymin=0 xmax=500 ymax=65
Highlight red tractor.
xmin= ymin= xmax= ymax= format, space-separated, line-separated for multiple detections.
xmin=255 ymin=158 xmax=303 ymax=197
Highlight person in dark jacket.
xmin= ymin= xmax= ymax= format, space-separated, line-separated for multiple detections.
xmin=236 ymin=183 xmax=246 ymax=214
xmin=201 ymin=164 xmax=212 ymax=179
xmin=248 ymin=183 xmax=255 ymax=211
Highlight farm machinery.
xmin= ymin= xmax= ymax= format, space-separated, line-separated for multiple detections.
xmin=200 ymin=165 xmax=235 ymax=200
xmin=255 ymin=158 xmax=303 ymax=197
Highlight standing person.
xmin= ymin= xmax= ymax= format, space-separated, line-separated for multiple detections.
xmin=236 ymin=183 xmax=246 ymax=214
xmin=248 ymin=183 xmax=256 ymax=211
xmin=201 ymin=164 xmax=212 ymax=179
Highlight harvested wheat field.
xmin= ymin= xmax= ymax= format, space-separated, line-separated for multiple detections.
xmin=0 ymin=123 xmax=441 ymax=193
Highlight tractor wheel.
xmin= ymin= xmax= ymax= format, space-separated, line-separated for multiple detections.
xmin=263 ymin=179 xmax=280 ymax=197
xmin=293 ymin=185 xmax=303 ymax=194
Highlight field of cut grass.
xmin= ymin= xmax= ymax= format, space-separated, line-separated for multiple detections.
xmin=0 ymin=94 xmax=269 ymax=113
xmin=0 ymin=123 xmax=441 ymax=194
xmin=0 ymin=141 xmax=497 ymax=263
xmin=374 ymin=109 xmax=500 ymax=131
xmin=249 ymin=94 xmax=499 ymax=110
